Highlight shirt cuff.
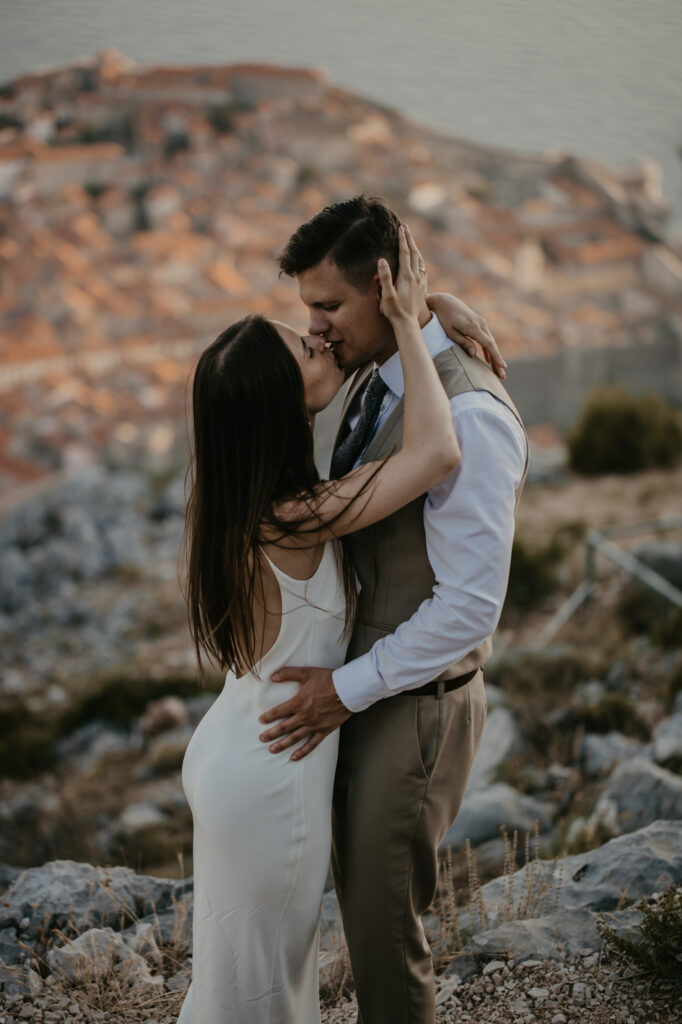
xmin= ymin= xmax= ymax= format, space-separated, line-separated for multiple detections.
xmin=332 ymin=655 xmax=390 ymax=713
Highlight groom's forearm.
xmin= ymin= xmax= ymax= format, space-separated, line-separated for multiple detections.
xmin=333 ymin=400 xmax=526 ymax=713
xmin=332 ymin=588 xmax=499 ymax=712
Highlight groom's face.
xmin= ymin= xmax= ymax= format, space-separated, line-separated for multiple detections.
xmin=297 ymin=257 xmax=396 ymax=372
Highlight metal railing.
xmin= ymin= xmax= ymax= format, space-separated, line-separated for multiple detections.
xmin=536 ymin=516 xmax=682 ymax=646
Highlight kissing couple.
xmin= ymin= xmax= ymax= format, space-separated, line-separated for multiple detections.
xmin=177 ymin=196 xmax=528 ymax=1024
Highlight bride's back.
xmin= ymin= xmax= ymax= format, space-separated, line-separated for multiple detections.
xmin=238 ymin=539 xmax=332 ymax=679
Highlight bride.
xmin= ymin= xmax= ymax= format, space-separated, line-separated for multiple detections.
xmin=177 ymin=226 xmax=496 ymax=1023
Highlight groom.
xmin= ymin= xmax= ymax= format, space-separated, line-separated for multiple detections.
xmin=259 ymin=196 xmax=528 ymax=1023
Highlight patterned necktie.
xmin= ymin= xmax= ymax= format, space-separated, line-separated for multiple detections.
xmin=330 ymin=369 xmax=388 ymax=479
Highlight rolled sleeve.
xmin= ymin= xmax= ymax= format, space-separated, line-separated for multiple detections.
xmin=333 ymin=393 xmax=527 ymax=712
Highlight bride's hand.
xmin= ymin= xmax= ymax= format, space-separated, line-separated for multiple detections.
xmin=378 ymin=224 xmax=427 ymax=326
xmin=427 ymin=291 xmax=507 ymax=379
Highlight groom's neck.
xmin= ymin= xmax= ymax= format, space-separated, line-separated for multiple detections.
xmin=374 ymin=302 xmax=432 ymax=367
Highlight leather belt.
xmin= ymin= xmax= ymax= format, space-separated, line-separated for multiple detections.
xmin=408 ymin=668 xmax=478 ymax=697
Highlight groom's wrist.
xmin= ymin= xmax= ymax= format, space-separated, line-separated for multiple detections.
xmin=332 ymin=658 xmax=387 ymax=713
xmin=332 ymin=685 xmax=348 ymax=712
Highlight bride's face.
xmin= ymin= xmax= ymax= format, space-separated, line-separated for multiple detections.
xmin=272 ymin=321 xmax=345 ymax=415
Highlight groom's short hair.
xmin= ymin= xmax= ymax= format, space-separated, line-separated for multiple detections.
xmin=279 ymin=195 xmax=401 ymax=291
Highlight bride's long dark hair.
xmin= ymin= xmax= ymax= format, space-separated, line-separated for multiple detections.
xmin=182 ymin=314 xmax=363 ymax=680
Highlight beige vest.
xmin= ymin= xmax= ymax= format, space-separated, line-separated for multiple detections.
xmin=336 ymin=345 xmax=528 ymax=678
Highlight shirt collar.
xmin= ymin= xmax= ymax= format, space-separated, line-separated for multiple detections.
xmin=377 ymin=313 xmax=452 ymax=398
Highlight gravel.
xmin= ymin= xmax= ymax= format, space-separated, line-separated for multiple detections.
xmin=1 ymin=949 xmax=677 ymax=1023
xmin=320 ymin=953 xmax=681 ymax=1023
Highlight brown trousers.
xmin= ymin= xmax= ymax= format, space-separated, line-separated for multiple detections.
xmin=331 ymin=671 xmax=487 ymax=1024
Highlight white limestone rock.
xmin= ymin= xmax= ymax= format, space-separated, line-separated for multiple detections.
xmin=652 ymin=712 xmax=682 ymax=768
xmin=588 ymin=757 xmax=682 ymax=836
xmin=140 ymin=695 xmax=190 ymax=738
xmin=119 ymin=801 xmax=167 ymax=833
xmin=0 ymin=962 xmax=44 ymax=997
xmin=475 ymin=819 xmax=682 ymax=930
xmin=0 ymin=859 xmax=191 ymax=941
xmin=47 ymin=926 xmax=164 ymax=991
xmin=441 ymin=783 xmax=555 ymax=850
xmin=580 ymin=731 xmax=643 ymax=777
xmin=465 ymin=707 xmax=522 ymax=793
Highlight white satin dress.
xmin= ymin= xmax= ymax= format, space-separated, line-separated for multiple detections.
xmin=177 ymin=541 xmax=349 ymax=1024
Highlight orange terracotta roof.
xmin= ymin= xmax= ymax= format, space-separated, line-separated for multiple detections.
xmin=204 ymin=261 xmax=250 ymax=295
xmin=0 ymin=143 xmax=35 ymax=162
xmin=131 ymin=230 xmax=213 ymax=262
xmin=149 ymin=359 xmax=187 ymax=384
xmin=564 ymin=236 xmax=644 ymax=266
xmin=526 ymin=423 xmax=563 ymax=447
xmin=31 ymin=142 xmax=125 ymax=163
xmin=61 ymin=283 xmax=96 ymax=317
xmin=550 ymin=175 xmax=605 ymax=209
xmin=51 ymin=239 xmax=90 ymax=275
xmin=0 ymin=452 xmax=49 ymax=482
xmin=227 ymin=63 xmax=327 ymax=82
xmin=0 ymin=238 xmax=19 ymax=259
xmin=569 ymin=304 xmax=619 ymax=327
xmin=67 ymin=212 xmax=115 ymax=250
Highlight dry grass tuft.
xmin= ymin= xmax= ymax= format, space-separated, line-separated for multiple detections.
xmin=33 ymin=876 xmax=192 ymax=1022
xmin=433 ymin=821 xmax=564 ymax=968
xmin=319 ymin=944 xmax=354 ymax=1007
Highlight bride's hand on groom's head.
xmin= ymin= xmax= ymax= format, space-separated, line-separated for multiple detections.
xmin=377 ymin=224 xmax=427 ymax=324
xmin=257 ymin=666 xmax=351 ymax=761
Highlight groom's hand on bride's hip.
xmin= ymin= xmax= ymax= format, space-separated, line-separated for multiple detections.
xmin=258 ymin=667 xmax=351 ymax=761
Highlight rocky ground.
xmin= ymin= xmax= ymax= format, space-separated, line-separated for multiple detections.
xmin=322 ymin=957 xmax=681 ymax=1024
xmin=0 ymin=841 xmax=680 ymax=1023
xmin=1 ymin=956 xmax=679 ymax=1024
xmin=1 ymin=459 xmax=681 ymax=1019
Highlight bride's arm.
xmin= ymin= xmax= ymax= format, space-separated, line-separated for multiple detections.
xmin=272 ymin=225 xmax=460 ymax=541
xmin=427 ymin=291 xmax=507 ymax=379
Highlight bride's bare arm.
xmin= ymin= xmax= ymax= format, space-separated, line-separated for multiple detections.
xmin=273 ymin=225 xmax=460 ymax=541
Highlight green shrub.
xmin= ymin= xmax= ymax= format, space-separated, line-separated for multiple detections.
xmin=567 ymin=387 xmax=682 ymax=475
xmin=0 ymin=702 xmax=59 ymax=778
xmin=488 ymin=648 xmax=606 ymax=706
xmin=163 ymin=132 xmax=190 ymax=159
xmin=654 ymin=608 xmax=682 ymax=650
xmin=506 ymin=538 xmax=560 ymax=608
xmin=76 ymin=112 xmax=136 ymax=151
xmin=666 ymin=659 xmax=682 ymax=707
xmin=617 ymin=581 xmax=671 ymax=635
xmin=130 ymin=180 xmax=154 ymax=231
xmin=60 ymin=673 xmax=212 ymax=733
xmin=600 ymin=885 xmax=682 ymax=982
xmin=208 ymin=103 xmax=238 ymax=134
xmin=0 ymin=113 xmax=22 ymax=131
xmin=84 ymin=182 xmax=107 ymax=200
xmin=75 ymin=68 xmax=97 ymax=93
xmin=507 ymin=524 xmax=585 ymax=611
xmin=117 ymin=811 xmax=193 ymax=874
xmin=0 ymin=673 xmax=219 ymax=781
xmin=570 ymin=692 xmax=649 ymax=740
xmin=297 ymin=163 xmax=320 ymax=186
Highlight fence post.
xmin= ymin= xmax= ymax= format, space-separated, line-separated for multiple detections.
xmin=584 ymin=532 xmax=597 ymax=606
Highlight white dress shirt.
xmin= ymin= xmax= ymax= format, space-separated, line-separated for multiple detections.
xmin=332 ymin=314 xmax=528 ymax=713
